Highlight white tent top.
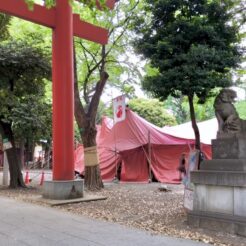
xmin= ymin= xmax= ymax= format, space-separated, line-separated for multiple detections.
xmin=162 ymin=118 xmax=218 ymax=145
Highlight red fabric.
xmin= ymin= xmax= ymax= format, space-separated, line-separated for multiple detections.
xmin=98 ymin=147 xmax=120 ymax=181
xmin=150 ymin=144 xmax=211 ymax=183
xmin=200 ymin=144 xmax=212 ymax=160
xmin=101 ymin=110 xmax=194 ymax=152
xmin=120 ymin=147 xmax=149 ymax=182
xmin=74 ymin=109 xmax=213 ymax=183
xmin=151 ymin=145 xmax=187 ymax=183
xmin=74 ymin=145 xmax=84 ymax=174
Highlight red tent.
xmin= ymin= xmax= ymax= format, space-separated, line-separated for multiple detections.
xmin=74 ymin=109 xmax=212 ymax=183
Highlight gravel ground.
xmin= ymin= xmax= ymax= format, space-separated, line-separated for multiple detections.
xmin=0 ymin=182 xmax=245 ymax=246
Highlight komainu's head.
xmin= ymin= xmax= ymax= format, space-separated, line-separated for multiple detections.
xmin=217 ymin=88 xmax=237 ymax=103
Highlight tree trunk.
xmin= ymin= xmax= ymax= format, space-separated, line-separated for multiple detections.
xmin=73 ymin=43 xmax=106 ymax=190
xmin=0 ymin=122 xmax=26 ymax=188
xmin=19 ymin=139 xmax=25 ymax=169
xmin=187 ymin=94 xmax=201 ymax=151
xmin=7 ymin=146 xmax=26 ymax=188
xmin=74 ymin=87 xmax=104 ymax=190
xmin=82 ymin=126 xmax=103 ymax=190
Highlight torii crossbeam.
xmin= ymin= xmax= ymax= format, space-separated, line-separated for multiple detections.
xmin=0 ymin=0 xmax=115 ymax=181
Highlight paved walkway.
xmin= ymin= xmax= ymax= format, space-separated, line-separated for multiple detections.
xmin=0 ymin=197 xmax=209 ymax=246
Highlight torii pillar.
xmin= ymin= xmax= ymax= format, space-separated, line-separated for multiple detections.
xmin=48 ymin=0 xmax=79 ymax=199
xmin=52 ymin=0 xmax=74 ymax=181
xmin=0 ymin=0 xmax=115 ymax=199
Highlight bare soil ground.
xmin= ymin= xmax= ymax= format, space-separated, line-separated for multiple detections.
xmin=0 ymin=182 xmax=245 ymax=246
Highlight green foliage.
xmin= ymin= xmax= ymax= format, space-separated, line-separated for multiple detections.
xmin=0 ymin=41 xmax=50 ymax=83
xmin=101 ymin=101 xmax=113 ymax=119
xmin=0 ymin=40 xmax=51 ymax=142
xmin=128 ymin=98 xmax=177 ymax=127
xmin=0 ymin=14 xmax=11 ymax=40
xmin=74 ymin=122 xmax=82 ymax=143
xmin=185 ymin=96 xmax=215 ymax=122
xmin=9 ymin=16 xmax=53 ymax=109
xmin=74 ymin=0 xmax=143 ymax=106
xmin=9 ymin=17 xmax=52 ymax=52
xmin=164 ymin=94 xmax=246 ymax=123
xmin=134 ymin=0 xmax=242 ymax=102
xmin=11 ymin=96 xmax=52 ymax=142
xmin=165 ymin=95 xmax=216 ymax=124
xmin=235 ymin=100 xmax=246 ymax=119
xmin=164 ymin=96 xmax=188 ymax=124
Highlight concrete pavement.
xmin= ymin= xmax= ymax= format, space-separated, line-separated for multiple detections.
xmin=0 ymin=196 xmax=209 ymax=246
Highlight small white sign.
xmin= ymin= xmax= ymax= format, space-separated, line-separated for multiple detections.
xmin=113 ymin=95 xmax=126 ymax=123
xmin=184 ymin=188 xmax=194 ymax=211
xmin=3 ymin=139 xmax=12 ymax=151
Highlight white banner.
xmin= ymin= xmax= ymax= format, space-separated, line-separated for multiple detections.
xmin=113 ymin=95 xmax=126 ymax=123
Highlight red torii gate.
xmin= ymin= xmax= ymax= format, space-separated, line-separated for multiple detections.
xmin=0 ymin=0 xmax=115 ymax=181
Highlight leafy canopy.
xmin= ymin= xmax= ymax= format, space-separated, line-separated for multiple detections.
xmin=0 ymin=40 xmax=51 ymax=142
xmin=134 ymin=0 xmax=242 ymax=102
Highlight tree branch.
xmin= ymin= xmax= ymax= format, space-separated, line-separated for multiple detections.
xmin=73 ymin=40 xmax=87 ymax=128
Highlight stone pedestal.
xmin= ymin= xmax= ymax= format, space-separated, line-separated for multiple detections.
xmin=187 ymin=138 xmax=246 ymax=237
xmin=42 ymin=180 xmax=84 ymax=200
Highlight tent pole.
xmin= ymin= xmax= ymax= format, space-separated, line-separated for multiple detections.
xmin=148 ymin=130 xmax=152 ymax=183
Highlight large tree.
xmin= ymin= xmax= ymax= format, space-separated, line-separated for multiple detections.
xmin=133 ymin=0 xmax=242 ymax=150
xmin=0 ymin=40 xmax=51 ymax=188
xmin=73 ymin=0 xmax=141 ymax=189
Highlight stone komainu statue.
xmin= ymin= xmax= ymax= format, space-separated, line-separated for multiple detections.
xmin=214 ymin=88 xmax=245 ymax=138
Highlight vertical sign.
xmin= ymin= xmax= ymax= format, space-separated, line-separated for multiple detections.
xmin=113 ymin=95 xmax=126 ymax=123
xmin=184 ymin=150 xmax=199 ymax=211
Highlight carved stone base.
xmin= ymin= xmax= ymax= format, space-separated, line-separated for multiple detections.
xmin=188 ymin=141 xmax=246 ymax=237
xmin=212 ymin=138 xmax=246 ymax=159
